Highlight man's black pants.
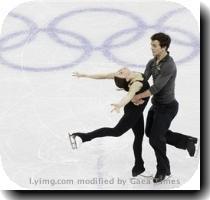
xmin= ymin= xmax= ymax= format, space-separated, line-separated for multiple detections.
xmin=146 ymin=100 xmax=190 ymax=174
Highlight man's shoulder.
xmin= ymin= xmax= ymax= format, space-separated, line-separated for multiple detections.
xmin=163 ymin=56 xmax=176 ymax=68
xmin=167 ymin=56 xmax=176 ymax=65
xmin=149 ymin=58 xmax=155 ymax=63
xmin=161 ymin=57 xmax=176 ymax=74
xmin=146 ymin=58 xmax=155 ymax=67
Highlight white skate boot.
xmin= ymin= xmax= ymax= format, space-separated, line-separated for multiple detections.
xmin=68 ymin=133 xmax=82 ymax=150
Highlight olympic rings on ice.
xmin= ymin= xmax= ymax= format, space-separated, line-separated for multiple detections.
xmin=0 ymin=8 xmax=199 ymax=72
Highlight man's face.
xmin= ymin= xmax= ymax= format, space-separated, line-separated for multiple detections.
xmin=151 ymin=40 xmax=166 ymax=57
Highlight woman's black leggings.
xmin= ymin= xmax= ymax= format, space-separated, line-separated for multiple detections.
xmin=75 ymin=97 xmax=149 ymax=168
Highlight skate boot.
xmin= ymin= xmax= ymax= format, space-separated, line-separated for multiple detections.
xmin=132 ymin=166 xmax=152 ymax=178
xmin=153 ymin=171 xmax=171 ymax=183
xmin=132 ymin=165 xmax=145 ymax=177
xmin=68 ymin=133 xmax=82 ymax=150
xmin=186 ymin=137 xmax=198 ymax=157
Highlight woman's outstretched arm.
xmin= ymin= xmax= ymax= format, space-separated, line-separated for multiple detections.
xmin=72 ymin=72 xmax=115 ymax=79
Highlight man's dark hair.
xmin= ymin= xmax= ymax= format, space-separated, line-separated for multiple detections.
xmin=151 ymin=32 xmax=171 ymax=50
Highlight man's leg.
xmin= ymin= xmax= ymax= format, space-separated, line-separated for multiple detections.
xmin=147 ymin=101 xmax=179 ymax=177
xmin=148 ymin=113 xmax=171 ymax=175
xmin=166 ymin=130 xmax=198 ymax=156
xmin=163 ymin=100 xmax=198 ymax=156
xmin=146 ymin=106 xmax=197 ymax=152
xmin=165 ymin=130 xmax=188 ymax=149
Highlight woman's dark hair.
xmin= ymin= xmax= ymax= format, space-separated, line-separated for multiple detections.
xmin=114 ymin=76 xmax=129 ymax=91
xmin=151 ymin=32 xmax=171 ymax=50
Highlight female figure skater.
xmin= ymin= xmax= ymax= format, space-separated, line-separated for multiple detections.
xmin=70 ymin=67 xmax=150 ymax=177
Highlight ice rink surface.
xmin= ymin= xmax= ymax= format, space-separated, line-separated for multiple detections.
xmin=0 ymin=1 xmax=199 ymax=189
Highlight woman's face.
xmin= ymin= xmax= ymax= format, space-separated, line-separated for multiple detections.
xmin=115 ymin=68 xmax=131 ymax=79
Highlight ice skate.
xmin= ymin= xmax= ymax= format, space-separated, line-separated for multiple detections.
xmin=186 ymin=137 xmax=198 ymax=157
xmin=68 ymin=133 xmax=83 ymax=150
xmin=194 ymin=138 xmax=200 ymax=158
xmin=132 ymin=166 xmax=153 ymax=178
xmin=139 ymin=171 xmax=153 ymax=179
xmin=153 ymin=171 xmax=171 ymax=184
xmin=68 ymin=133 xmax=77 ymax=150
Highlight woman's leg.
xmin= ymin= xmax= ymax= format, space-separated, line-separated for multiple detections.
xmin=145 ymin=105 xmax=155 ymax=138
xmin=131 ymin=113 xmax=145 ymax=176
xmin=73 ymin=101 xmax=147 ymax=142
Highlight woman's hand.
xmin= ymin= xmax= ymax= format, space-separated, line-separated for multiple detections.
xmin=72 ymin=72 xmax=86 ymax=78
xmin=111 ymin=103 xmax=121 ymax=113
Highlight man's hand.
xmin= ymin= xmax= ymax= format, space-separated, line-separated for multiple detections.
xmin=133 ymin=99 xmax=145 ymax=105
xmin=132 ymin=94 xmax=144 ymax=105
xmin=132 ymin=94 xmax=142 ymax=103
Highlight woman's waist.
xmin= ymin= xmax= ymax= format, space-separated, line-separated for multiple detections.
xmin=136 ymin=81 xmax=150 ymax=94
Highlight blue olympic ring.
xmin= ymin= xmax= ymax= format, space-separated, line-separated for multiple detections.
xmin=0 ymin=13 xmax=38 ymax=51
xmin=48 ymin=8 xmax=147 ymax=49
xmin=102 ymin=8 xmax=200 ymax=67
xmin=47 ymin=8 xmax=147 ymax=68
xmin=0 ymin=7 xmax=199 ymax=72
xmin=0 ymin=28 xmax=91 ymax=72
xmin=159 ymin=26 xmax=199 ymax=64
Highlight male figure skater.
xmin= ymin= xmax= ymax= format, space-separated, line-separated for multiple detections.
xmin=132 ymin=32 xmax=198 ymax=183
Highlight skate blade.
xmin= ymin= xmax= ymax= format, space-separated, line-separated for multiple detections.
xmin=194 ymin=139 xmax=200 ymax=158
xmin=68 ymin=133 xmax=77 ymax=150
xmin=139 ymin=174 xmax=153 ymax=179
xmin=153 ymin=175 xmax=172 ymax=185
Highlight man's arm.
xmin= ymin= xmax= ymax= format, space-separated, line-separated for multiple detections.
xmin=148 ymin=63 xmax=174 ymax=95
xmin=133 ymin=63 xmax=174 ymax=103
xmin=135 ymin=89 xmax=152 ymax=99
xmin=143 ymin=59 xmax=153 ymax=81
